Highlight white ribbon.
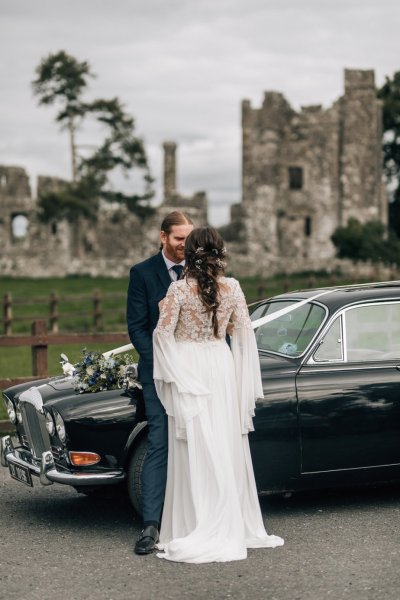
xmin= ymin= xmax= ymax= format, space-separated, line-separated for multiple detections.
xmin=101 ymin=289 xmax=335 ymax=357
xmin=250 ymin=289 xmax=335 ymax=330
xmin=102 ymin=343 xmax=135 ymax=358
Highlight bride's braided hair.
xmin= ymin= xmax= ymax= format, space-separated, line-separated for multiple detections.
xmin=184 ymin=227 xmax=227 ymax=337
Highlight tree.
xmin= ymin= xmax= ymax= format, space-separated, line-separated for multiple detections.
xmin=331 ymin=218 xmax=400 ymax=266
xmin=377 ymin=72 xmax=400 ymax=235
xmin=32 ymin=50 xmax=92 ymax=182
xmin=32 ymin=51 xmax=154 ymax=222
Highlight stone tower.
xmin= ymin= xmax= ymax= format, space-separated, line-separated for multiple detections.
xmin=339 ymin=69 xmax=387 ymax=225
xmin=235 ymin=68 xmax=387 ymax=275
xmin=163 ymin=141 xmax=177 ymax=201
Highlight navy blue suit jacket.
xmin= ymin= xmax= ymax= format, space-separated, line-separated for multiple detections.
xmin=126 ymin=252 xmax=172 ymax=384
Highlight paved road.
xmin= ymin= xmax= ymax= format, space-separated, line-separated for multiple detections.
xmin=1 ymin=464 xmax=399 ymax=600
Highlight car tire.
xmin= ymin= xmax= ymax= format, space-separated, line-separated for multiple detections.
xmin=127 ymin=435 xmax=147 ymax=516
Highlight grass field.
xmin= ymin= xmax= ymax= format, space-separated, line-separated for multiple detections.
xmin=1 ymin=271 xmax=366 ymax=336
xmin=0 ymin=271 xmax=372 ymax=422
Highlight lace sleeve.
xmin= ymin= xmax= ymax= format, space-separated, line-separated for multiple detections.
xmin=230 ymin=279 xmax=263 ymax=434
xmin=153 ymin=282 xmax=210 ymax=440
xmin=154 ymin=283 xmax=181 ymax=336
xmin=230 ymin=279 xmax=252 ymax=330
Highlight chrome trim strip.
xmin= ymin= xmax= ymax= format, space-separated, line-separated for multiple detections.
xmin=302 ymin=461 xmax=400 ymax=475
xmin=1 ymin=436 xmax=13 ymax=467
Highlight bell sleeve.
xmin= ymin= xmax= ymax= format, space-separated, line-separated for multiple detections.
xmin=230 ymin=279 xmax=264 ymax=434
xmin=153 ymin=284 xmax=211 ymax=439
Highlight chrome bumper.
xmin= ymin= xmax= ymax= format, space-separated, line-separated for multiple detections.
xmin=1 ymin=436 xmax=125 ymax=486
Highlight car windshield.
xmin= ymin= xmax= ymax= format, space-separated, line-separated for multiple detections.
xmin=250 ymin=300 xmax=326 ymax=357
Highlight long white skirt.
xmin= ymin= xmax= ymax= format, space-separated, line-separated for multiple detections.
xmin=156 ymin=340 xmax=284 ymax=564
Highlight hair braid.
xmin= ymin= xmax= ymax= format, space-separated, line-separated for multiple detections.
xmin=184 ymin=227 xmax=227 ymax=337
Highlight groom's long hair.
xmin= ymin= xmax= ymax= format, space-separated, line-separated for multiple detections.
xmin=184 ymin=227 xmax=226 ymax=337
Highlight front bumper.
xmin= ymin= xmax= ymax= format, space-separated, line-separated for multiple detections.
xmin=1 ymin=436 xmax=125 ymax=487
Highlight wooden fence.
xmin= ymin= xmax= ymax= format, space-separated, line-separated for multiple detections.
xmin=0 ymin=319 xmax=130 ymax=389
xmin=2 ymin=291 xmax=126 ymax=336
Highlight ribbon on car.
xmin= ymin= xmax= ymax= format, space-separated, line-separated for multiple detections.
xmin=250 ymin=289 xmax=336 ymax=330
xmin=103 ymin=289 xmax=336 ymax=357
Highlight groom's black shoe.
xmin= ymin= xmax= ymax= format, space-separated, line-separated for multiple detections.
xmin=134 ymin=525 xmax=160 ymax=555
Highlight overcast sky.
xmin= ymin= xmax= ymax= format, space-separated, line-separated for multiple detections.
xmin=1 ymin=0 xmax=399 ymax=225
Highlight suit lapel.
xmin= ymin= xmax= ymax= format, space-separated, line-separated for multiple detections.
xmin=155 ymin=252 xmax=171 ymax=292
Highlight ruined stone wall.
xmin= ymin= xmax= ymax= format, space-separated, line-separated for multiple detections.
xmin=233 ymin=68 xmax=387 ymax=276
xmin=0 ymin=144 xmax=208 ymax=277
xmin=339 ymin=69 xmax=387 ymax=226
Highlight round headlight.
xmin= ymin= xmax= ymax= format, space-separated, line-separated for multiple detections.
xmin=54 ymin=411 xmax=66 ymax=443
xmin=6 ymin=399 xmax=17 ymax=424
xmin=45 ymin=412 xmax=55 ymax=436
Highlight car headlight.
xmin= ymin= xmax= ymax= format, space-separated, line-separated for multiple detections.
xmin=16 ymin=406 xmax=22 ymax=424
xmin=6 ymin=399 xmax=17 ymax=424
xmin=45 ymin=411 xmax=56 ymax=436
xmin=54 ymin=411 xmax=66 ymax=443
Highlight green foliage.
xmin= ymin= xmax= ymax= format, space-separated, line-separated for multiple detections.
xmin=377 ymin=71 xmax=400 ymax=181
xmin=377 ymin=72 xmax=400 ymax=235
xmin=32 ymin=50 xmax=92 ymax=118
xmin=331 ymin=218 xmax=400 ymax=265
xmin=37 ymin=179 xmax=99 ymax=223
xmin=32 ymin=50 xmax=154 ymax=222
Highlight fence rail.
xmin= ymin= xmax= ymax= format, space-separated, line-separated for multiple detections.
xmin=2 ymin=291 xmax=126 ymax=336
xmin=0 ymin=319 xmax=129 ymax=389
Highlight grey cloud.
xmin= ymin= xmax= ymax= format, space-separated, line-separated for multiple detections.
xmin=0 ymin=0 xmax=399 ymax=226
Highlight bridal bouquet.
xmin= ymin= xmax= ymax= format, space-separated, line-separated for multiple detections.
xmin=72 ymin=349 xmax=138 ymax=393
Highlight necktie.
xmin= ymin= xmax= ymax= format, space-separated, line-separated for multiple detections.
xmin=171 ymin=264 xmax=184 ymax=280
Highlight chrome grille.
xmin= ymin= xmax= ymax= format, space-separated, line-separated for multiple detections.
xmin=51 ymin=446 xmax=62 ymax=461
xmin=19 ymin=388 xmax=51 ymax=459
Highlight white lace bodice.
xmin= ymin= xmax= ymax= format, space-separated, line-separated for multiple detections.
xmin=155 ymin=277 xmax=251 ymax=342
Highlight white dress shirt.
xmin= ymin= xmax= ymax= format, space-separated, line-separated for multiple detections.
xmin=162 ymin=250 xmax=185 ymax=281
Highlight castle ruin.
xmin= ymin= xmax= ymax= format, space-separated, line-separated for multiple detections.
xmin=0 ymin=68 xmax=387 ymax=278
xmin=0 ymin=144 xmax=207 ymax=277
xmin=225 ymin=68 xmax=387 ymax=275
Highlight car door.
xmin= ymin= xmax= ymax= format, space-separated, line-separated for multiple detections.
xmin=296 ymin=301 xmax=400 ymax=473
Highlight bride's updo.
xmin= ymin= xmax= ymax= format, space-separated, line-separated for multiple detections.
xmin=184 ymin=227 xmax=227 ymax=337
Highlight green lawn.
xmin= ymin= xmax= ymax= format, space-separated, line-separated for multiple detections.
xmin=0 ymin=271 xmax=372 ymax=423
xmin=1 ymin=272 xmax=366 ymax=336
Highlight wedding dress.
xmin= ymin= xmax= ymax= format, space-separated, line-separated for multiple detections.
xmin=153 ymin=276 xmax=284 ymax=563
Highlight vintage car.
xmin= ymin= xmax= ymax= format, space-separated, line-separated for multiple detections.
xmin=2 ymin=280 xmax=400 ymax=513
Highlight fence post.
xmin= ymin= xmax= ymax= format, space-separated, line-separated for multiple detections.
xmin=257 ymin=284 xmax=265 ymax=300
xmin=3 ymin=293 xmax=12 ymax=336
xmin=307 ymin=275 xmax=315 ymax=289
xmin=283 ymin=276 xmax=289 ymax=293
xmin=31 ymin=320 xmax=48 ymax=377
xmin=93 ymin=290 xmax=103 ymax=331
xmin=49 ymin=291 xmax=59 ymax=333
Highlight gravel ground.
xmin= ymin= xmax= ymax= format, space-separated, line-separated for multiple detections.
xmin=1 ymin=464 xmax=399 ymax=600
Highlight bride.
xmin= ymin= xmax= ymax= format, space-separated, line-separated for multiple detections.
xmin=153 ymin=226 xmax=284 ymax=563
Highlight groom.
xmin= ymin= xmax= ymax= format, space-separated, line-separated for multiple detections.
xmin=127 ymin=211 xmax=194 ymax=555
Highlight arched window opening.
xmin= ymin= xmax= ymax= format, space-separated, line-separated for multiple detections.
xmin=11 ymin=214 xmax=29 ymax=239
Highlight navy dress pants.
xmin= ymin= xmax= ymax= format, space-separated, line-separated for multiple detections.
xmin=141 ymin=382 xmax=168 ymax=524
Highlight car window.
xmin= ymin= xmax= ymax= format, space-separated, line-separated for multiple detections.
xmin=253 ymin=300 xmax=326 ymax=357
xmin=314 ymin=317 xmax=343 ymax=362
xmin=312 ymin=301 xmax=400 ymax=363
xmin=345 ymin=303 xmax=400 ymax=361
